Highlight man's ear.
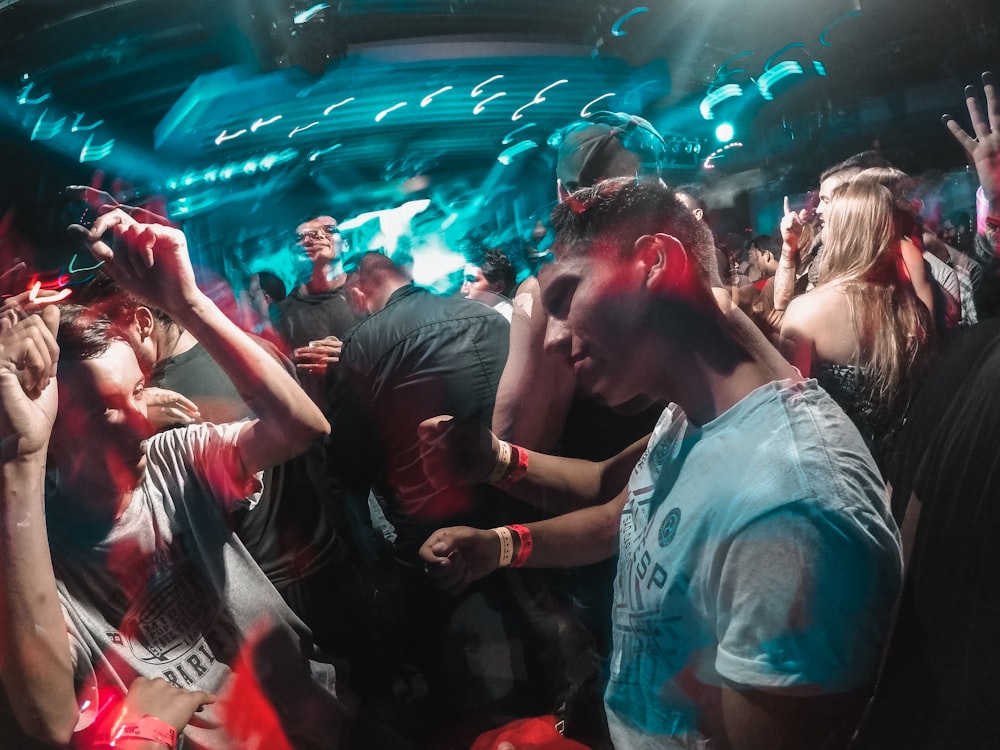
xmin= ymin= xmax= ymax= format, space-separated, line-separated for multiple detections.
xmin=634 ymin=233 xmax=688 ymax=289
xmin=347 ymin=286 xmax=368 ymax=316
xmin=134 ymin=306 xmax=155 ymax=340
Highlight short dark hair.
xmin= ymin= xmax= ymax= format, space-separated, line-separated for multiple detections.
xmin=820 ymin=150 xmax=893 ymax=183
xmin=72 ymin=268 xmax=175 ymax=329
xmin=551 ymin=177 xmax=715 ymax=286
xmin=254 ymin=270 xmax=287 ymax=302
xmin=56 ymin=303 xmax=133 ymax=363
xmin=478 ymin=248 xmax=516 ymax=297
xmin=749 ymin=234 xmax=778 ymax=259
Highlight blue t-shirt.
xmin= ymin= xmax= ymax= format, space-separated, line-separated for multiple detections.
xmin=605 ymin=379 xmax=901 ymax=748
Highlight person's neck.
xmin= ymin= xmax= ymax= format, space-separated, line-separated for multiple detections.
xmin=303 ymin=261 xmax=346 ymax=295
xmin=51 ymin=462 xmax=138 ymax=523
xmin=367 ymin=278 xmax=410 ymax=314
xmin=646 ymin=321 xmax=777 ymax=427
xmin=157 ymin=325 xmax=197 ymax=362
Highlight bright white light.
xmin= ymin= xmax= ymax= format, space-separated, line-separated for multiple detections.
xmin=324 ymin=97 xmax=355 ymax=115
xmin=699 ymin=84 xmax=742 ymax=120
xmin=251 ymin=115 xmax=282 ymax=132
xmin=715 ymin=123 xmax=735 ymax=142
xmin=511 ymin=79 xmax=568 ymax=121
xmin=580 ymin=93 xmax=615 ymax=118
xmin=421 ymin=86 xmax=453 ymax=107
xmin=289 ymin=122 xmax=319 ymax=137
xmin=472 ymin=75 xmax=504 ymax=97
xmin=473 ymin=91 xmax=506 ymax=115
xmin=215 ymin=128 xmax=246 ymax=145
xmin=757 ymin=61 xmax=803 ymax=101
xmin=375 ymin=102 xmax=407 ymax=122
xmin=293 ymin=3 xmax=329 ymax=24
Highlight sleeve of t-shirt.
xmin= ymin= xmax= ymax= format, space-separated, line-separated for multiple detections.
xmin=714 ymin=503 xmax=897 ymax=694
xmin=149 ymin=422 xmax=263 ymax=512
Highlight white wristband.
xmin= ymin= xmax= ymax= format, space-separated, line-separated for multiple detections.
xmin=493 ymin=526 xmax=514 ymax=568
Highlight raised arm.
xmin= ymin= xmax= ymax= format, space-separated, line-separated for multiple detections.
xmin=773 ymin=197 xmax=809 ymax=312
xmin=0 ymin=308 xmax=79 ymax=745
xmin=73 ymin=210 xmax=329 ymax=474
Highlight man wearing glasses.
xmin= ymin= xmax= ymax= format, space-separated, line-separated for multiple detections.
xmin=276 ymin=215 xmax=361 ymax=410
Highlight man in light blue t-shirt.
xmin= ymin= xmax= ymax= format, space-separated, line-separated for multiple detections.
xmin=418 ymin=177 xmax=901 ymax=749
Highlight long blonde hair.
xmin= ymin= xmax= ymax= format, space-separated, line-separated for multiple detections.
xmin=818 ymin=178 xmax=932 ymax=403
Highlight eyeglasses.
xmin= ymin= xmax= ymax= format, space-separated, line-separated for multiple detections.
xmin=296 ymin=229 xmax=330 ymax=242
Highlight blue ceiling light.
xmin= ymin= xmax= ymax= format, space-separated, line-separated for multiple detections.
xmin=375 ymin=102 xmax=407 ymax=122
xmin=611 ymin=7 xmax=649 ymax=37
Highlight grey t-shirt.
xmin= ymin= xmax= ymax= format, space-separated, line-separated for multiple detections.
xmin=47 ymin=423 xmax=349 ymax=750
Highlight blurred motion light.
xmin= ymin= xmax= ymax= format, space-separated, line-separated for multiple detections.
xmin=497 ymin=139 xmax=538 ymax=165
xmin=700 ymin=84 xmax=742 ymax=120
xmin=715 ymin=122 xmax=734 ymax=142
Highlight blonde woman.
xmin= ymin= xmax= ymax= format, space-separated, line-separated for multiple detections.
xmin=779 ymin=178 xmax=933 ymax=466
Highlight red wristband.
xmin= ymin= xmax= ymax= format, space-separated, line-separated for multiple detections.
xmin=508 ymin=523 xmax=533 ymax=568
xmin=496 ymin=444 xmax=529 ymax=489
xmin=110 ymin=715 xmax=178 ymax=748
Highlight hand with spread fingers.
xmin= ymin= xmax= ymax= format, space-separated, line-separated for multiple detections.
xmin=0 ymin=306 xmax=60 ymax=457
xmin=142 ymin=387 xmax=202 ymax=429
xmin=69 ymin=208 xmax=201 ymax=318
xmin=417 ymin=414 xmax=499 ymax=489
xmin=944 ymin=72 xmax=1000 ymax=207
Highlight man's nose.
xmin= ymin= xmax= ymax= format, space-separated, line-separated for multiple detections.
xmin=543 ymin=316 xmax=571 ymax=357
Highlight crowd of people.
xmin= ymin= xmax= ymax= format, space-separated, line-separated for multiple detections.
xmin=0 ymin=71 xmax=999 ymax=750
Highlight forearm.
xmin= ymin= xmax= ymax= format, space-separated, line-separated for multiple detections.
xmin=171 ymin=293 xmax=329 ymax=460
xmin=772 ymin=246 xmax=798 ymax=311
xmin=517 ymin=492 xmax=626 ymax=568
xmin=493 ymin=436 xmax=646 ymax=515
xmin=0 ymin=456 xmax=78 ymax=745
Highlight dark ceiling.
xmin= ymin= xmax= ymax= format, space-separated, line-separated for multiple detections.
xmin=1 ymin=0 xmax=997 ymax=280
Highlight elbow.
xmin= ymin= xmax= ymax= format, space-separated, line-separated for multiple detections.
xmin=19 ymin=700 xmax=79 ymax=747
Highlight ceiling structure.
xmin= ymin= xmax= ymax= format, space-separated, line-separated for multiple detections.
xmin=1 ymin=0 xmax=997 ymax=280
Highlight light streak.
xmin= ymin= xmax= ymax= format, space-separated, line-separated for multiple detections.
xmin=511 ymin=79 xmax=568 ymax=121
xmin=472 ymin=75 xmax=504 ymax=97
xmin=757 ymin=61 xmax=803 ymax=101
xmin=30 ymin=109 xmax=66 ymax=141
xmin=293 ymin=3 xmax=329 ymax=24
xmin=308 ymin=143 xmax=342 ymax=161
xmin=497 ymin=139 xmax=538 ymax=165
xmin=289 ymin=122 xmax=319 ymax=136
xmin=502 ymin=122 xmax=537 ymax=145
xmin=580 ymin=93 xmax=615 ymax=117
xmin=421 ymin=86 xmax=453 ymax=107
xmin=323 ymin=97 xmax=354 ymax=115
xmin=215 ymin=129 xmax=246 ymax=145
xmin=251 ymin=115 xmax=282 ymax=131
xmin=820 ymin=10 xmax=862 ymax=46
xmin=699 ymin=84 xmax=742 ymax=120
xmin=611 ymin=7 xmax=649 ymax=37
xmin=71 ymin=113 xmax=104 ymax=132
xmin=375 ymin=102 xmax=407 ymax=122
xmin=79 ymin=134 xmax=114 ymax=162
xmin=473 ymin=91 xmax=506 ymax=115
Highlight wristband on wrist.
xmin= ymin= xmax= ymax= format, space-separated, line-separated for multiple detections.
xmin=485 ymin=440 xmax=512 ymax=484
xmin=496 ymin=443 xmax=529 ymax=489
xmin=109 ymin=715 xmax=177 ymax=748
xmin=507 ymin=524 xmax=533 ymax=568
xmin=492 ymin=525 xmax=514 ymax=568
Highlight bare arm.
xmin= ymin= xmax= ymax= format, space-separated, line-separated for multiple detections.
xmin=777 ymin=297 xmax=816 ymax=377
xmin=719 ymin=683 xmax=870 ymax=750
xmin=419 ymin=414 xmax=647 ymax=514
xmin=76 ymin=211 xmax=330 ymax=474
xmin=492 ymin=275 xmax=576 ymax=451
xmin=773 ymin=198 xmax=809 ymax=312
xmin=0 ymin=309 xmax=78 ymax=745
xmin=419 ymin=490 xmax=627 ymax=594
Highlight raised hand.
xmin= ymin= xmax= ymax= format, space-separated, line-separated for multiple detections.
xmin=142 ymin=387 xmax=202 ymax=429
xmin=68 ymin=208 xmax=201 ymax=317
xmin=419 ymin=526 xmax=501 ymax=595
xmin=944 ymin=72 xmax=1000 ymax=206
xmin=0 ymin=307 xmax=60 ymax=457
xmin=779 ymin=195 xmax=809 ymax=254
xmin=417 ymin=414 xmax=498 ymax=489
xmin=292 ymin=335 xmax=343 ymax=375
